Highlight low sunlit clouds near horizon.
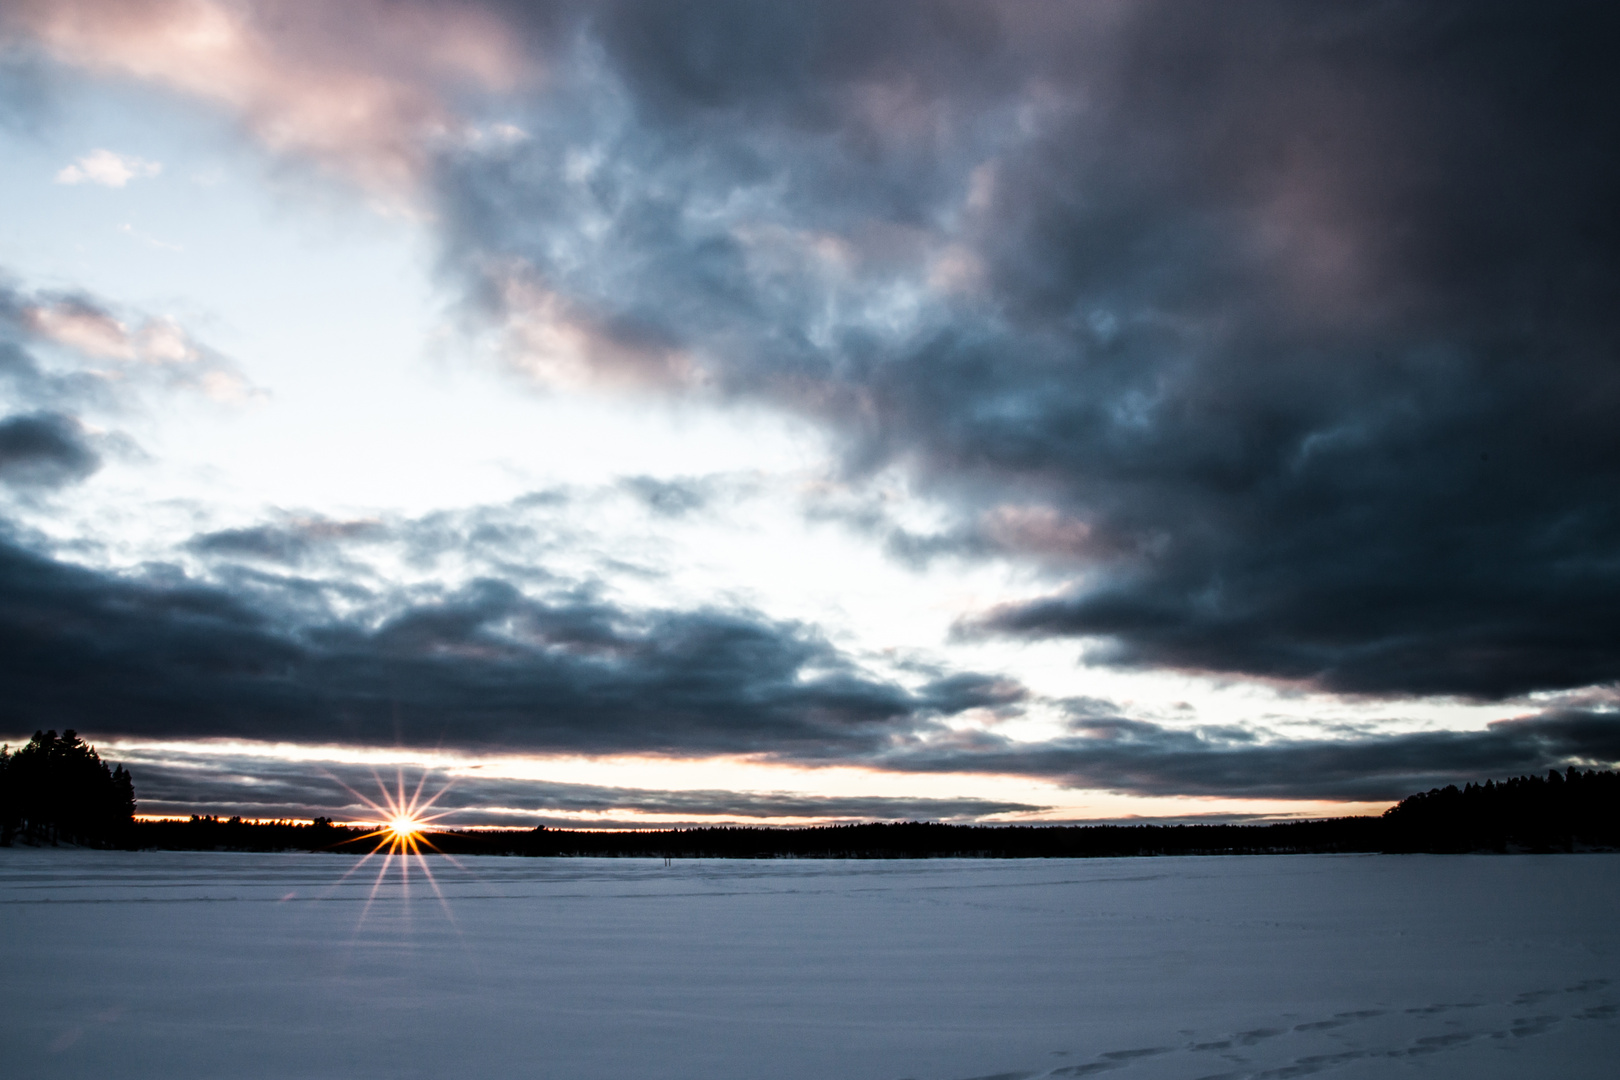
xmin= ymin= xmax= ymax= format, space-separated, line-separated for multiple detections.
xmin=1 ymin=0 xmax=1617 ymax=829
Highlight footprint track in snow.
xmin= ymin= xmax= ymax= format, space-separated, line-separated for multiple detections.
xmin=944 ymin=978 xmax=1617 ymax=1080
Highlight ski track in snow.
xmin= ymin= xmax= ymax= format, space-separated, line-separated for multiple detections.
xmin=2 ymin=850 xmax=1616 ymax=1080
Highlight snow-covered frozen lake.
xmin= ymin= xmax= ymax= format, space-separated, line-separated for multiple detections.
xmin=2 ymin=849 xmax=1615 ymax=1079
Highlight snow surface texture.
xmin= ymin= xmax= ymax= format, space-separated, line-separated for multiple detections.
xmin=2 ymin=850 xmax=1616 ymax=1079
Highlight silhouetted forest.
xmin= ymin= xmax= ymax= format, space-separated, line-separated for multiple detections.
xmin=6 ymin=761 xmax=1618 ymax=856
xmin=0 ymin=730 xmax=136 ymax=846
xmin=437 ymin=818 xmax=1391 ymax=858
xmin=120 ymin=816 xmax=1389 ymax=857
xmin=1382 ymin=767 xmax=1620 ymax=853
xmin=132 ymin=815 xmax=345 ymax=853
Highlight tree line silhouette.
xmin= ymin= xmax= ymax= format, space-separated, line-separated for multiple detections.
xmin=1381 ymin=767 xmax=1620 ymax=853
xmin=3 ymin=748 xmax=1617 ymax=856
xmin=0 ymin=730 xmax=135 ymax=846
xmin=403 ymin=771 xmax=1620 ymax=857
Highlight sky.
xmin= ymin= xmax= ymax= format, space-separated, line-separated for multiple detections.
xmin=1 ymin=0 xmax=1617 ymax=829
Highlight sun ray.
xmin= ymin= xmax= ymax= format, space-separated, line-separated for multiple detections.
xmin=359 ymin=846 xmax=393 ymax=927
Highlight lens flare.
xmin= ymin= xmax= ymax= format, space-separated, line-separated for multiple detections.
xmin=321 ymin=767 xmax=463 ymax=928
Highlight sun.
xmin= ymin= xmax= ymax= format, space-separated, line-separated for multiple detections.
xmin=321 ymin=769 xmax=465 ymax=928
xmin=331 ymin=769 xmax=455 ymax=860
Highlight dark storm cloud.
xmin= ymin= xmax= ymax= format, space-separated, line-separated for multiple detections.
xmin=882 ymin=703 xmax=1620 ymax=803
xmin=117 ymin=754 xmax=1043 ymax=825
xmin=430 ymin=1 xmax=1620 ymax=700
xmin=0 ymin=411 xmax=99 ymax=487
xmin=0 ymin=532 xmax=984 ymax=756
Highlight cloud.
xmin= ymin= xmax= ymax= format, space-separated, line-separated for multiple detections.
xmin=11 ymin=497 xmax=1614 ymax=807
xmin=4 ymin=0 xmax=529 ymax=206
xmin=881 ymin=702 xmax=1620 ymax=803
xmin=0 ymin=531 xmax=992 ymax=758
xmin=477 ymin=262 xmax=699 ymax=390
xmin=11 ymin=506 xmax=1613 ymax=806
xmin=34 ymin=511 xmax=1607 ymax=806
xmin=177 ymin=483 xmax=705 ymax=588
xmin=12 ymin=3 xmax=1620 ymax=706
xmin=5 ymin=283 xmax=260 ymax=403
xmin=428 ymin=2 xmax=1620 ymax=700
xmin=188 ymin=518 xmax=385 ymax=567
xmin=117 ymin=222 xmax=183 ymax=252
xmin=616 ymin=475 xmax=713 ymax=518
xmin=54 ymin=148 xmax=161 ymax=186
xmin=23 ymin=295 xmax=161 ymax=360
xmin=111 ymin=753 xmax=1045 ymax=826
xmin=0 ymin=411 xmax=100 ymax=487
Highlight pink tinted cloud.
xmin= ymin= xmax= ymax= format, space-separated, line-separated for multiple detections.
xmin=23 ymin=295 xmax=262 ymax=402
xmin=5 ymin=0 xmax=529 ymax=206
xmin=485 ymin=260 xmax=700 ymax=392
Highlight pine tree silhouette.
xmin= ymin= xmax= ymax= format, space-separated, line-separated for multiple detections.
xmin=0 ymin=730 xmax=137 ymax=846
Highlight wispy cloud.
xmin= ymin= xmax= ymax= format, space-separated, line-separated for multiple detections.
xmin=117 ymin=222 xmax=182 ymax=251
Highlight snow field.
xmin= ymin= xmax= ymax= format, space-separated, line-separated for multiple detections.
xmin=2 ymin=850 xmax=1616 ymax=1079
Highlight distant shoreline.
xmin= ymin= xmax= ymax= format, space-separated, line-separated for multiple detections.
xmin=8 ymin=768 xmax=1616 ymax=857
xmin=67 ymin=813 xmax=1620 ymax=860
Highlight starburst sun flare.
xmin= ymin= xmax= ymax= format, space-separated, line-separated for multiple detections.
xmin=341 ymin=769 xmax=452 ymax=857
xmin=313 ymin=769 xmax=465 ymax=928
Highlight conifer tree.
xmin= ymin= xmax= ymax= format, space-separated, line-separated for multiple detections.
xmin=0 ymin=730 xmax=137 ymax=846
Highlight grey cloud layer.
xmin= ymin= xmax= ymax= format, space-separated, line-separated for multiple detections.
xmin=118 ymin=755 xmax=1043 ymax=826
xmin=423 ymin=1 xmax=1620 ymax=700
xmin=4 ymin=523 xmax=1616 ymax=807
xmin=882 ymin=705 xmax=1620 ymax=803
xmin=0 ymin=532 xmax=994 ymax=756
